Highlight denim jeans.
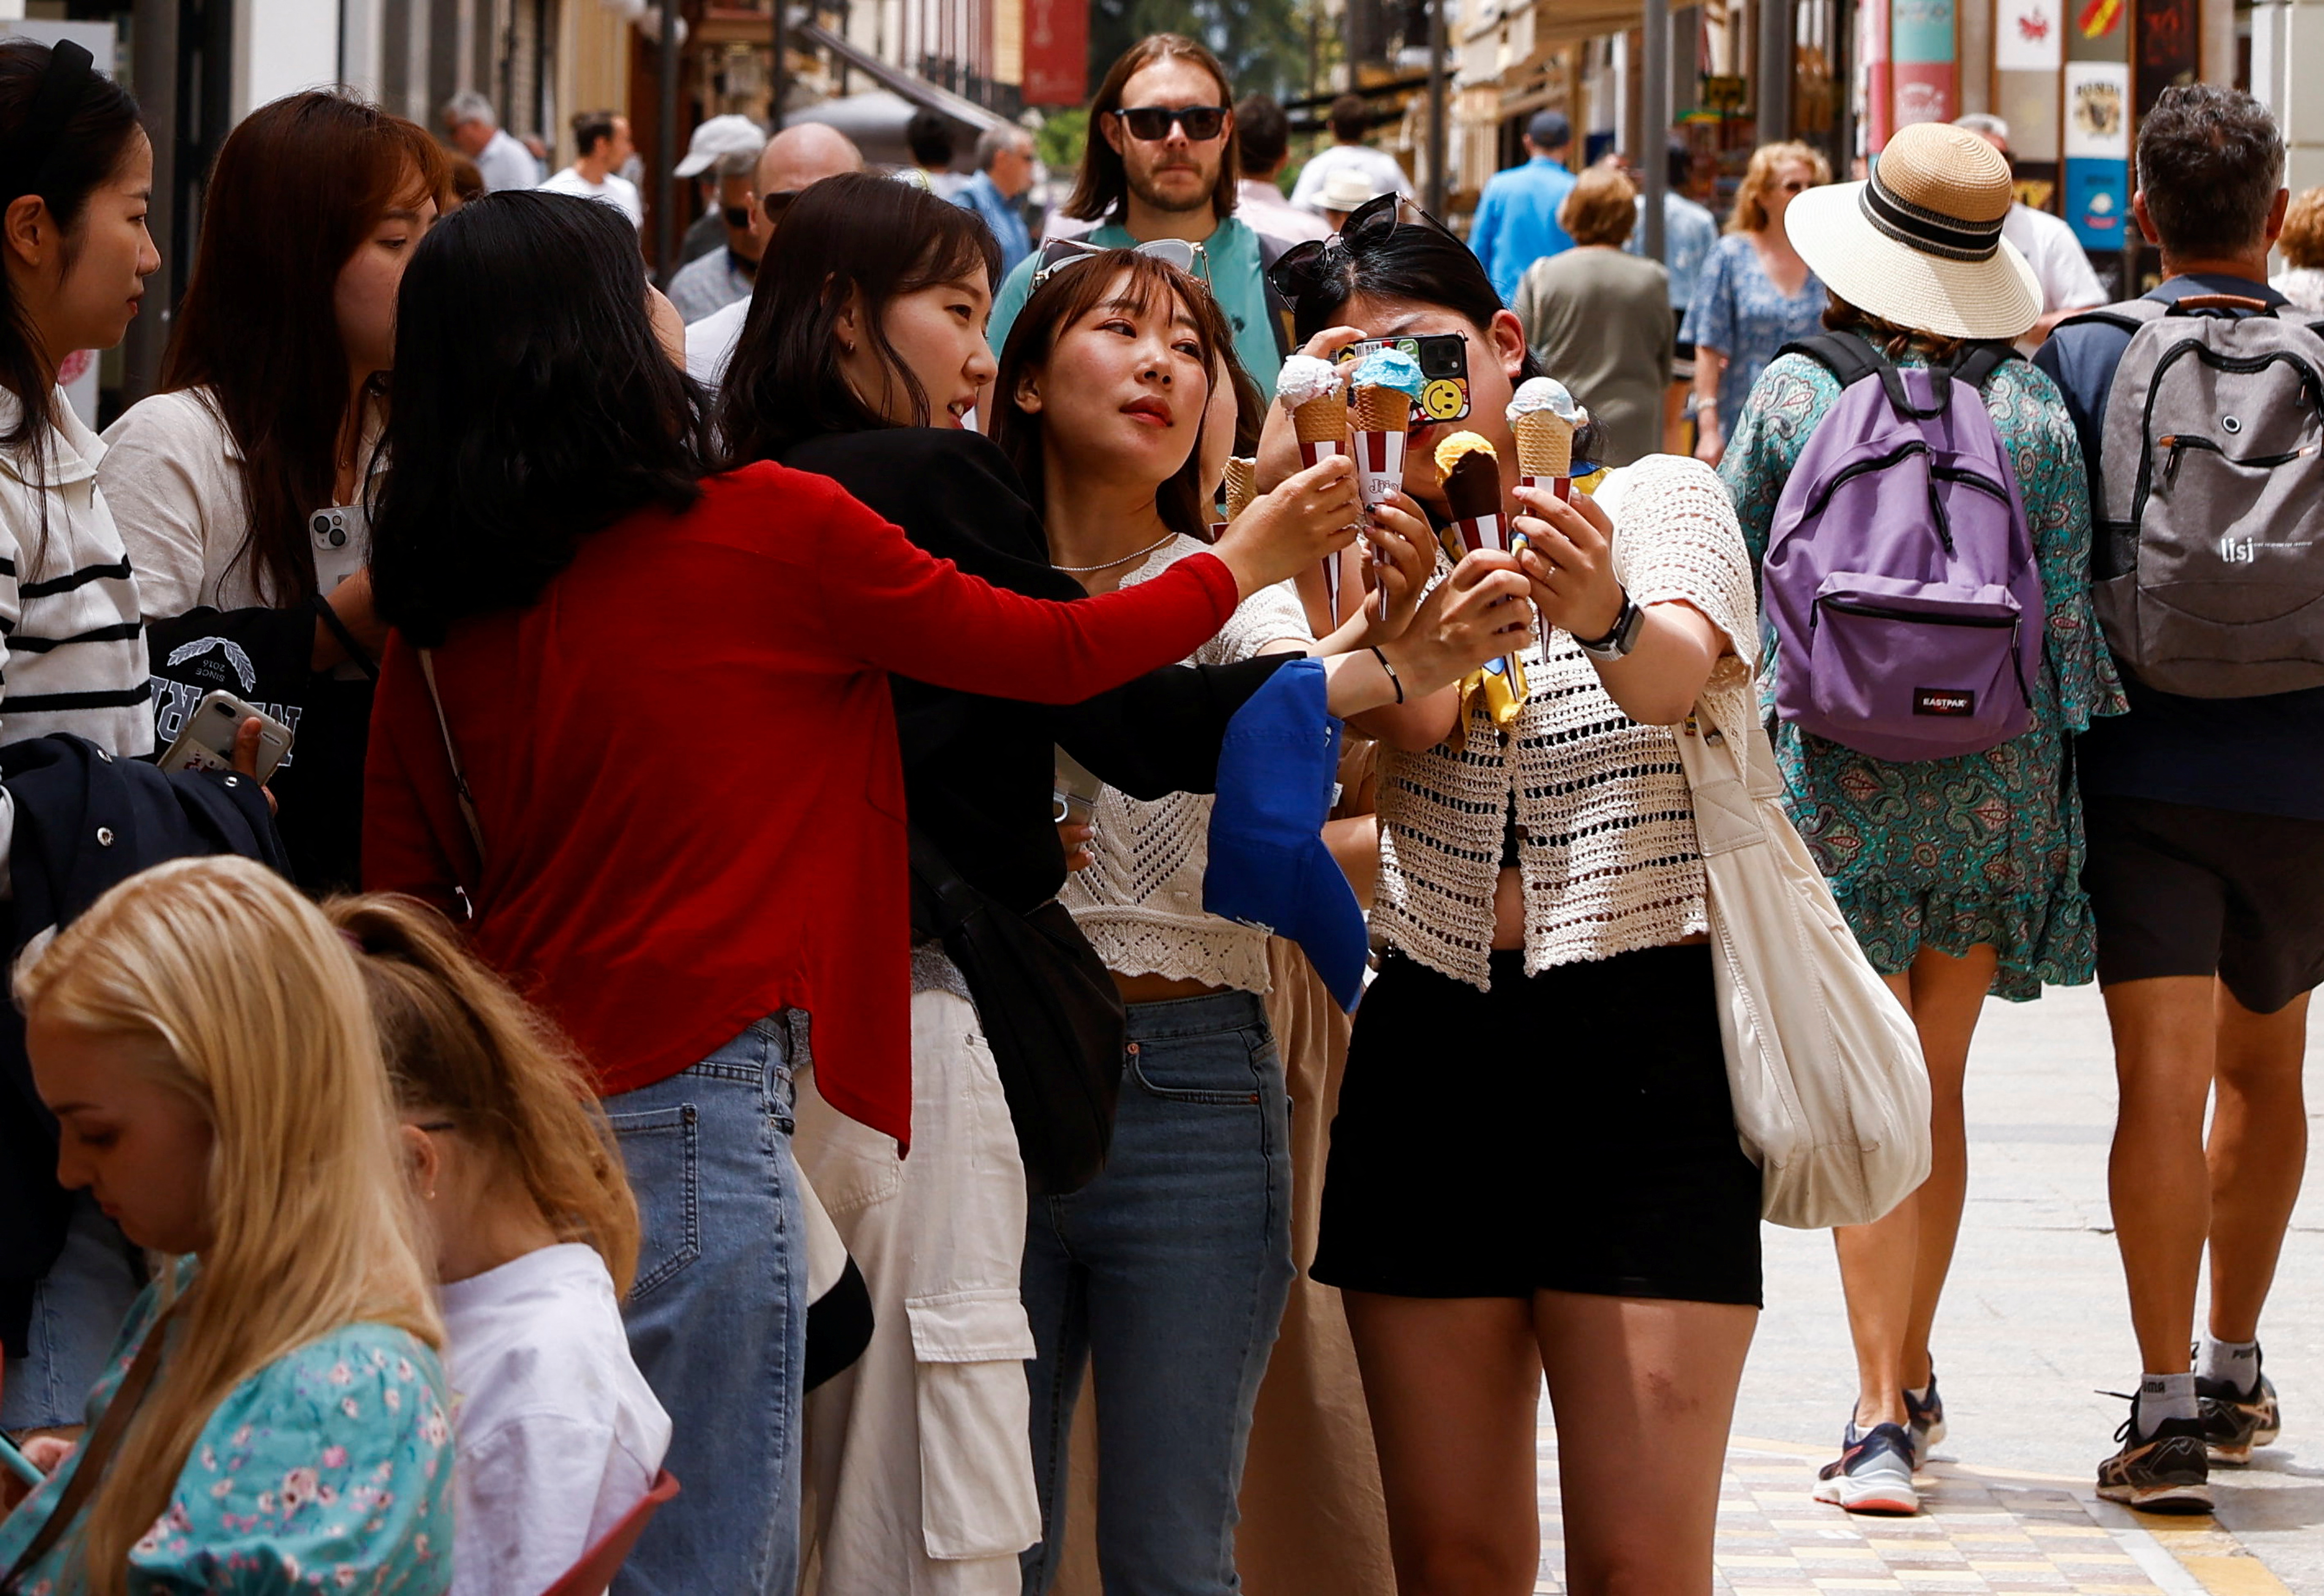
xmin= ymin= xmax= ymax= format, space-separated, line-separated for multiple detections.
xmin=609 ymin=1016 xmax=806 ymax=1596
xmin=1019 ymin=989 xmax=1296 ymax=1596
xmin=0 ymin=1191 xmax=142 ymax=1431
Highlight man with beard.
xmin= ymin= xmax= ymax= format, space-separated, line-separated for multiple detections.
xmin=986 ymin=34 xmax=1291 ymax=396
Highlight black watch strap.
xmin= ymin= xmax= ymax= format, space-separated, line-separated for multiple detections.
xmin=1576 ymin=593 xmax=1640 ymax=659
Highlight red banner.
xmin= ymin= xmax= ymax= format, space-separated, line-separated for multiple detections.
xmin=1023 ymin=0 xmax=1087 ymax=106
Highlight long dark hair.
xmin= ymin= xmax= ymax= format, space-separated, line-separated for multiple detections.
xmin=990 ymin=251 xmax=1227 ymax=545
xmin=368 ymin=191 xmax=711 ymax=647
xmin=1285 ymin=209 xmax=1543 ymax=387
xmin=1064 ymin=35 xmax=1239 ymax=224
xmin=716 ymin=173 xmax=999 ymax=464
xmin=0 ymin=41 xmax=142 ymax=468
xmin=162 ymin=91 xmax=450 ymax=606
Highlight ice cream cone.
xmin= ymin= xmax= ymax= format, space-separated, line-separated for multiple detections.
xmin=1223 ymin=457 xmax=1256 ymax=522
xmin=1293 ymin=392 xmax=1349 ymax=446
xmin=1514 ymin=410 xmax=1573 ymax=480
xmin=1351 ymin=385 xmax=1411 ymax=434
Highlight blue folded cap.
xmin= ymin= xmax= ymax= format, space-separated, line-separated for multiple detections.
xmin=1202 ymin=657 xmax=1369 ymax=1010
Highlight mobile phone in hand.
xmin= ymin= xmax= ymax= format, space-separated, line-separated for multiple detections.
xmin=158 ymin=690 xmax=293 ymax=785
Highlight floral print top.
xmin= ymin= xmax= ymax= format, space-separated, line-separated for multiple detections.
xmin=1682 ymin=234 xmax=1828 ymax=436
xmin=1719 ymin=341 xmax=2128 ymax=1000
xmin=0 ymin=1260 xmax=453 ymax=1595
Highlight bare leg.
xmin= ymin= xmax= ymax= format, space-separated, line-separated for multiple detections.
xmin=1343 ymin=1291 xmax=1541 ymax=1596
xmin=2205 ymin=985 xmax=2310 ymax=1344
xmin=1536 ymin=1291 xmax=1757 ymax=1596
xmin=1898 ymin=946 xmax=1996 ymax=1391
xmin=2104 ymin=976 xmax=2218 ymax=1373
xmin=1832 ymin=970 xmax=1920 ymax=1430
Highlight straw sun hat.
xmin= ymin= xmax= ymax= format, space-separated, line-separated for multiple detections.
xmin=1784 ymin=121 xmax=2043 ymax=341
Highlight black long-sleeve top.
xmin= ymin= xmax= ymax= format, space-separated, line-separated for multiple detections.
xmin=776 ymin=428 xmax=1293 ymax=923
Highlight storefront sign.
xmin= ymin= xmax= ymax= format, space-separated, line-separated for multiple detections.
xmin=1994 ymin=0 xmax=2062 ymax=71
xmin=1022 ymin=0 xmax=1087 ymax=106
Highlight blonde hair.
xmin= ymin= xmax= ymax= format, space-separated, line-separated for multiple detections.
xmin=14 ymin=857 xmax=439 ymax=1596
xmin=2280 ymin=185 xmax=2324 ymax=270
xmin=1561 ymin=164 xmax=1639 ymax=247
xmin=328 ymin=893 xmax=642 ymax=1295
xmin=1729 ymin=141 xmax=1832 ymax=234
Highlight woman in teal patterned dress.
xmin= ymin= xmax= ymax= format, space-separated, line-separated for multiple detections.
xmin=0 ymin=859 xmax=453 ymax=1595
xmin=1716 ymin=122 xmax=2125 ymax=1516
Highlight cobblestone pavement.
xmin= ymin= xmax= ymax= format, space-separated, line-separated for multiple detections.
xmin=1533 ymin=985 xmax=2322 ymax=1594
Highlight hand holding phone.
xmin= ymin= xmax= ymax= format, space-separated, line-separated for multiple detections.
xmin=158 ymin=691 xmax=294 ymax=786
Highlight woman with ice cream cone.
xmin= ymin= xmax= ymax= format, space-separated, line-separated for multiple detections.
xmin=988 ymin=245 xmax=1530 ymax=1594
xmin=1268 ymin=194 xmax=1767 ymax=1596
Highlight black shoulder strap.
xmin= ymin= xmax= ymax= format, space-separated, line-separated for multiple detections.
xmin=1948 ymin=339 xmax=2021 ymax=393
xmin=906 ymin=822 xmax=981 ymax=942
xmin=1781 ymin=330 xmax=1943 ymax=419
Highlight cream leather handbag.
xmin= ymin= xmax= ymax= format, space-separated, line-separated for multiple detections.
xmin=1675 ymin=705 xmax=1932 ymax=1230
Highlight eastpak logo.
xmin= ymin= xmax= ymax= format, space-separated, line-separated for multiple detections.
xmin=1913 ymin=688 xmax=1975 ymax=716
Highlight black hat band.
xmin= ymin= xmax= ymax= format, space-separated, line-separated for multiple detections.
xmin=1859 ymin=169 xmax=2004 ymax=263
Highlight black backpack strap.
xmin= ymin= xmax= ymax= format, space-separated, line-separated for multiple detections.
xmin=1782 ymin=329 xmax=1947 ymax=419
xmin=1946 ymin=339 xmax=2022 ymax=394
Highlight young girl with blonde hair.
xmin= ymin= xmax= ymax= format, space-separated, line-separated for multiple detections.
xmin=330 ymin=892 xmax=671 ymax=1596
xmin=0 ymin=856 xmax=452 ymax=1595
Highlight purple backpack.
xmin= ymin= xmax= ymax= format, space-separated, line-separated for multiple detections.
xmin=1763 ymin=332 xmax=2046 ymax=763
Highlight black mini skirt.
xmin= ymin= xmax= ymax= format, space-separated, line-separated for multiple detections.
xmin=1313 ymin=942 xmax=1764 ymax=1306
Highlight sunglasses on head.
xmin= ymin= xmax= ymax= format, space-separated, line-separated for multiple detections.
xmin=1266 ymin=191 xmax=1463 ymax=304
xmin=1111 ymin=104 xmax=1229 ymax=142
xmin=1030 ymin=235 xmax=1211 ymax=290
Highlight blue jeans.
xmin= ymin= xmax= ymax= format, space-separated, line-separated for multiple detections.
xmin=1 ymin=1192 xmax=142 ymax=1432
xmin=1019 ymin=989 xmax=1296 ymax=1596
xmin=608 ymin=1017 xmax=806 ymax=1596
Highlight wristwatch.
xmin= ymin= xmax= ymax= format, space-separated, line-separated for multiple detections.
xmin=1575 ymin=592 xmax=1644 ymax=662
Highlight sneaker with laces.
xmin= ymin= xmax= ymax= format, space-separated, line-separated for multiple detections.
xmin=1905 ymin=1369 xmax=1946 ymax=1461
xmin=1814 ymin=1421 xmax=1919 ymax=1515
xmin=2198 ymin=1356 xmax=2281 ymax=1466
xmin=2096 ymin=1398 xmax=2212 ymax=1514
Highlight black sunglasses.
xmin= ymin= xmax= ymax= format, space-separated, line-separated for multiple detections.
xmin=761 ymin=189 xmax=801 ymax=224
xmin=723 ymin=203 xmax=754 ymax=229
xmin=1111 ymin=104 xmax=1229 ymax=142
xmin=1266 ymin=192 xmax=1463 ymax=305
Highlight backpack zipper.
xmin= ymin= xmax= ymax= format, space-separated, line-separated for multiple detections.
xmin=1812 ymin=599 xmax=2032 ymax=707
xmin=1802 ymin=439 xmax=1931 ymax=520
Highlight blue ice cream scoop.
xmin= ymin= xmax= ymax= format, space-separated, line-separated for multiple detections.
xmin=1346 ymin=345 xmax=1425 ymax=399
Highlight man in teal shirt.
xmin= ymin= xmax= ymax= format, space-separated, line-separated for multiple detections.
xmin=987 ymin=35 xmax=1287 ymax=397
xmin=1468 ymin=110 xmax=1579 ymax=305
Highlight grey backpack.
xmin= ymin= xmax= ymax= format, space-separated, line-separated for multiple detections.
xmin=2079 ymin=294 xmax=2324 ymax=697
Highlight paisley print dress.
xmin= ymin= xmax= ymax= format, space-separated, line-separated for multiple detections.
xmin=1718 ymin=340 xmax=2127 ymax=999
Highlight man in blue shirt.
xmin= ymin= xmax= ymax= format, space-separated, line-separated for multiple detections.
xmin=2035 ymin=82 xmax=2313 ymax=1517
xmin=952 ymin=124 xmax=1036 ymax=278
xmin=1467 ymin=110 xmax=1577 ymax=305
xmin=987 ymin=34 xmax=1287 ymax=396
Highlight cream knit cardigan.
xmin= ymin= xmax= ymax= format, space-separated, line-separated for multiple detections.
xmin=1372 ymin=454 xmax=1758 ymax=989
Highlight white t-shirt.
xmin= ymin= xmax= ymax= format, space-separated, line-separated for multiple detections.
xmin=538 ymin=165 xmax=644 ymax=229
xmin=2003 ymin=204 xmax=2105 ymax=319
xmin=685 ymin=296 xmax=749 ymax=387
xmin=440 ymin=1244 xmax=671 ymax=1596
xmin=1290 ymin=143 xmax=1414 ymax=217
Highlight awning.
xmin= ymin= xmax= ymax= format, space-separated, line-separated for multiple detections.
xmin=794 ymin=20 xmax=1008 ymax=133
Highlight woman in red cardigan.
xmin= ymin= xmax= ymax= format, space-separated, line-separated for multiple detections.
xmin=357 ymin=191 xmax=1353 ymax=1596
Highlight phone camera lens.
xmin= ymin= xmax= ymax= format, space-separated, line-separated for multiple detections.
xmin=325 ymin=528 xmax=347 ymax=547
xmin=311 ymin=513 xmax=332 ymax=534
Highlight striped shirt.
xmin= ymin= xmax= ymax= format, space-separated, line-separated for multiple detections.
xmin=0 ymin=388 xmax=155 ymax=888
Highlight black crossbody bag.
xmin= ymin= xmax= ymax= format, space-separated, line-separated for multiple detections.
xmin=907 ymin=824 xmax=1124 ymax=1196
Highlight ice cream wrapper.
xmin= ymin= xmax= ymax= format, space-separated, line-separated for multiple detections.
xmin=1433 ymin=512 xmax=1529 ymax=719
xmin=1296 ymin=434 xmax=1349 ymax=470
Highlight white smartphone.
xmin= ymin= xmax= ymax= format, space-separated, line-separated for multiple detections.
xmin=158 ymin=690 xmax=293 ymax=784
xmin=311 ymin=505 xmax=366 ymax=594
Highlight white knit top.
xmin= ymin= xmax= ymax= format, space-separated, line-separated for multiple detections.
xmin=1372 ymin=454 xmax=1757 ymax=989
xmin=1060 ymin=536 xmax=1311 ymax=994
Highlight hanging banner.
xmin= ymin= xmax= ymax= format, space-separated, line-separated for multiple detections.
xmin=1893 ymin=62 xmax=1957 ymax=127
xmin=1863 ymin=0 xmax=1894 ymax=151
xmin=1022 ymin=0 xmax=1088 ymax=107
xmin=2136 ymin=0 xmax=2199 ymax=115
xmin=1891 ymin=0 xmax=1957 ymax=62
xmin=2065 ymin=158 xmax=2129 ymax=250
xmin=2064 ymin=62 xmax=2130 ymax=158
xmin=1995 ymin=0 xmax=2063 ymax=71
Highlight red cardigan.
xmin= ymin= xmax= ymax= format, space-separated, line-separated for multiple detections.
xmin=363 ymin=461 xmax=1239 ymax=1143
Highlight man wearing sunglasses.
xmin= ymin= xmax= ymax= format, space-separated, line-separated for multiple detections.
xmin=684 ymin=123 xmax=865 ymax=383
xmin=667 ymin=138 xmax=772 ymax=324
xmin=1469 ymin=109 xmax=1579 ymax=304
xmin=986 ymin=33 xmax=1296 ymax=397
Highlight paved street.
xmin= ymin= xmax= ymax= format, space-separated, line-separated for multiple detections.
xmin=1536 ymin=984 xmax=2324 ymax=1594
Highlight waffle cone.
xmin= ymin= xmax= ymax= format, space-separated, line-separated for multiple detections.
xmin=1223 ymin=457 xmax=1257 ymax=522
xmin=1351 ymin=386 xmax=1411 ymax=433
xmin=1292 ymin=392 xmax=1348 ymax=445
xmin=1515 ymin=411 xmax=1573 ymax=477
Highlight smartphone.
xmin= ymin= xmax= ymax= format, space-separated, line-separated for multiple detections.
xmin=310 ymin=504 xmax=366 ymax=594
xmin=1053 ymin=748 xmax=1103 ymax=831
xmin=1336 ymin=332 xmax=1472 ymax=425
xmin=158 ymin=690 xmax=294 ymax=784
